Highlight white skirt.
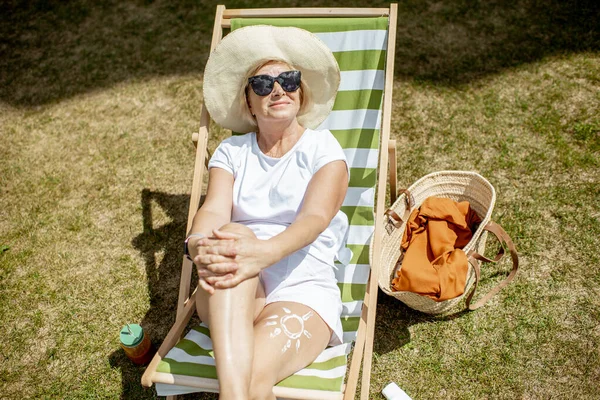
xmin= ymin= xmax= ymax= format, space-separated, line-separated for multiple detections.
xmin=259 ymin=248 xmax=343 ymax=347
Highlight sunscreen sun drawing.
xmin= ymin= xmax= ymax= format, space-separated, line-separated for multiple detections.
xmin=265 ymin=307 xmax=313 ymax=353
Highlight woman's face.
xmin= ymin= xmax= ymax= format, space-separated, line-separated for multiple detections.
xmin=246 ymin=61 xmax=302 ymax=128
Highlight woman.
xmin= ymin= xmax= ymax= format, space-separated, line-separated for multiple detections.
xmin=185 ymin=25 xmax=350 ymax=400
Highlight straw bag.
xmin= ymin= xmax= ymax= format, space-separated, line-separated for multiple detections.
xmin=374 ymin=171 xmax=519 ymax=314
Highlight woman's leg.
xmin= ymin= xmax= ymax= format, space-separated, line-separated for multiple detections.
xmin=195 ymin=223 xmax=266 ymax=400
xmin=248 ymin=301 xmax=332 ymax=400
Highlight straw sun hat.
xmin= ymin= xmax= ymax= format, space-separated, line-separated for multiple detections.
xmin=203 ymin=25 xmax=340 ymax=133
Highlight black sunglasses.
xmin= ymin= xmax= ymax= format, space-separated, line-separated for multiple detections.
xmin=247 ymin=70 xmax=301 ymax=96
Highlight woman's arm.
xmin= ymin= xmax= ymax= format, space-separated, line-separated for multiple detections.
xmin=267 ymin=159 xmax=348 ymax=259
xmin=186 ymin=167 xmax=234 ymax=259
xmin=201 ymin=160 xmax=348 ymax=289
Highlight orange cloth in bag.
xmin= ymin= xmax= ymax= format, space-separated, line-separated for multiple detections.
xmin=392 ymin=197 xmax=482 ymax=301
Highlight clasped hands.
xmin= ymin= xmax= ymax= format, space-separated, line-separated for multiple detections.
xmin=190 ymin=229 xmax=272 ymax=294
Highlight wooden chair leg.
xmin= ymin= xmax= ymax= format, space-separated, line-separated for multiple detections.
xmin=343 ymin=287 xmax=370 ymax=399
xmin=388 ymin=139 xmax=397 ymax=204
xmin=141 ymin=289 xmax=197 ymax=388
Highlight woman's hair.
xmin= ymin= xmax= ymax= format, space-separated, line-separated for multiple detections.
xmin=238 ymin=59 xmax=313 ymax=130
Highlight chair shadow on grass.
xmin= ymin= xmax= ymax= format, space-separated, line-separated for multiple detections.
xmin=109 ymin=189 xmax=215 ymax=399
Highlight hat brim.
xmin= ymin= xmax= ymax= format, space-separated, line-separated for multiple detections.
xmin=203 ymin=25 xmax=340 ymax=133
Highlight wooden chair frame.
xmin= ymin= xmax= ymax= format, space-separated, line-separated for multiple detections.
xmin=141 ymin=5 xmax=398 ymax=399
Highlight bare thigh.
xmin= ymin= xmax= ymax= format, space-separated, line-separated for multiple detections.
xmin=251 ymin=301 xmax=331 ymax=386
xmin=196 ymin=280 xmax=266 ymax=325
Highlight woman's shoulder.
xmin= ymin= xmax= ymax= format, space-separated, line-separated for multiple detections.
xmin=301 ymin=128 xmax=338 ymax=144
xmin=215 ymin=133 xmax=255 ymax=158
xmin=301 ymin=128 xmax=342 ymax=151
xmin=219 ymin=132 xmax=254 ymax=148
xmin=297 ymin=128 xmax=347 ymax=172
xmin=211 ymin=133 xmax=254 ymax=167
xmin=304 ymin=127 xmax=333 ymax=137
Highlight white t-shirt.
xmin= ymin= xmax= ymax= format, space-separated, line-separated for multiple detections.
xmin=208 ymin=128 xmax=351 ymax=266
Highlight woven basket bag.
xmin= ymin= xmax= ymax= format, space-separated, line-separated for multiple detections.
xmin=373 ymin=171 xmax=519 ymax=314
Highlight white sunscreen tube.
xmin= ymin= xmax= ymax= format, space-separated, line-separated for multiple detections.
xmin=382 ymin=382 xmax=412 ymax=400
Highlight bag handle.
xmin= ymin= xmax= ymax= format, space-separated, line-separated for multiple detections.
xmin=465 ymin=221 xmax=519 ymax=310
xmin=385 ymin=189 xmax=415 ymax=228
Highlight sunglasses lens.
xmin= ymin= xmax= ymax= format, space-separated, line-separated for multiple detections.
xmin=249 ymin=75 xmax=274 ymax=96
xmin=278 ymin=71 xmax=301 ymax=92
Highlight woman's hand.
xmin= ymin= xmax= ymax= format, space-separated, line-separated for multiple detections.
xmin=190 ymin=235 xmax=238 ymax=294
xmin=195 ymin=228 xmax=276 ymax=291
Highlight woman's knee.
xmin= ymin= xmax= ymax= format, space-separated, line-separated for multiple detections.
xmin=219 ymin=222 xmax=256 ymax=238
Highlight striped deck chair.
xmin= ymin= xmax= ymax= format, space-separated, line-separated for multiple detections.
xmin=141 ymin=5 xmax=398 ymax=399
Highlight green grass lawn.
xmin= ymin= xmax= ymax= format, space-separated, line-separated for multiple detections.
xmin=1 ymin=1 xmax=599 ymax=399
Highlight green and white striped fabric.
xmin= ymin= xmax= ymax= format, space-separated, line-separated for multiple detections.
xmin=155 ymin=16 xmax=388 ymax=397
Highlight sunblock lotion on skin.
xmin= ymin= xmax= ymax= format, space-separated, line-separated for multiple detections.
xmin=382 ymin=382 xmax=412 ymax=400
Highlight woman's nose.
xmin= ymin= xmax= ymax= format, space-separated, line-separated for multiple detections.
xmin=271 ymin=81 xmax=285 ymax=96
